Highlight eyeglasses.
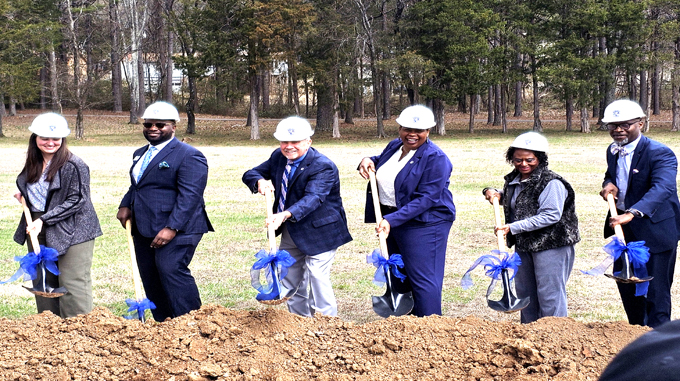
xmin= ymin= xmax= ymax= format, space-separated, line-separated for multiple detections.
xmin=607 ymin=120 xmax=640 ymax=131
xmin=143 ymin=122 xmax=171 ymax=129
xmin=512 ymin=158 xmax=537 ymax=164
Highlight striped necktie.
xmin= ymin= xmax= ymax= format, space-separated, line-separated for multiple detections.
xmin=137 ymin=146 xmax=156 ymax=182
xmin=278 ymin=160 xmax=293 ymax=213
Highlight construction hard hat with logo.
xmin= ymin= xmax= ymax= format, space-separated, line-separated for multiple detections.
xmin=510 ymin=132 xmax=549 ymax=153
xmin=142 ymin=101 xmax=181 ymax=122
xmin=29 ymin=113 xmax=71 ymax=138
xmin=273 ymin=116 xmax=314 ymax=141
xmin=601 ymin=99 xmax=646 ymax=124
xmin=395 ymin=105 xmax=436 ymax=129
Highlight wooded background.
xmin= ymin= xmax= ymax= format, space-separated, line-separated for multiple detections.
xmin=1 ymin=0 xmax=680 ymax=139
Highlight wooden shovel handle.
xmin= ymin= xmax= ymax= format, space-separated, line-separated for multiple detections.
xmin=368 ymin=170 xmax=389 ymax=258
xmin=492 ymin=196 xmax=506 ymax=251
xmin=264 ymin=189 xmax=277 ymax=253
xmin=20 ymin=197 xmax=41 ymax=254
xmin=606 ymin=193 xmax=626 ymax=244
xmin=125 ymin=220 xmax=144 ymax=301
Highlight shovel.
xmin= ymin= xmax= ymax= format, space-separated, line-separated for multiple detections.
xmin=20 ymin=197 xmax=67 ymax=298
xmin=368 ymin=170 xmax=414 ymax=318
xmin=486 ymin=196 xmax=530 ymax=313
xmin=603 ymin=193 xmax=653 ymax=284
xmin=251 ymin=189 xmax=296 ymax=306
xmin=122 ymin=220 xmax=156 ymax=322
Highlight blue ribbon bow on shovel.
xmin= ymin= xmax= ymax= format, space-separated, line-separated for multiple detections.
xmin=250 ymin=249 xmax=295 ymax=300
xmin=582 ymin=194 xmax=652 ymax=296
xmin=461 ymin=250 xmax=522 ymax=297
xmin=0 ymin=245 xmax=60 ymax=285
xmin=124 ymin=298 xmax=157 ymax=320
xmin=366 ymin=250 xmax=407 ymax=287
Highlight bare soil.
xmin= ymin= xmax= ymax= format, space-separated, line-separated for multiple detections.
xmin=0 ymin=305 xmax=648 ymax=380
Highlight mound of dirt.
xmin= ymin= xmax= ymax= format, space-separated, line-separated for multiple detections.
xmin=0 ymin=305 xmax=648 ymax=380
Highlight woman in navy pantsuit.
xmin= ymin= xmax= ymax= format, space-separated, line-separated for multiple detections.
xmin=358 ymin=105 xmax=456 ymax=317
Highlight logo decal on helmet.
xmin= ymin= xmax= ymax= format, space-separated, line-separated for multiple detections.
xmin=288 ymin=128 xmax=295 ymax=135
xmin=613 ymin=110 xmax=620 ymax=117
xmin=412 ymin=117 xmax=419 ymax=123
xmin=49 ymin=125 xmax=57 ymax=131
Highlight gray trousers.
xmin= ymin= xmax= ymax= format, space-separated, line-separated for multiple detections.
xmin=279 ymin=226 xmax=337 ymax=317
xmin=31 ymin=238 xmax=94 ymax=318
xmin=514 ymin=245 xmax=575 ymax=324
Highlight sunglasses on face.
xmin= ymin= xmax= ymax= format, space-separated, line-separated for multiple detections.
xmin=607 ymin=120 xmax=640 ymax=131
xmin=143 ymin=122 xmax=171 ymax=129
xmin=512 ymin=158 xmax=537 ymax=164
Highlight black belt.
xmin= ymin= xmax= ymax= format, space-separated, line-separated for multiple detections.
xmin=380 ymin=204 xmax=398 ymax=215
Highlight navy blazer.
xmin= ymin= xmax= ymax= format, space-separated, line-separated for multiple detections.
xmin=603 ymin=135 xmax=680 ymax=253
xmin=364 ymin=138 xmax=456 ymax=227
xmin=120 ymin=137 xmax=213 ymax=238
xmin=242 ymin=147 xmax=352 ymax=256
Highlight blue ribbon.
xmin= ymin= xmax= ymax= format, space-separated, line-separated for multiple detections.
xmin=1 ymin=246 xmax=60 ymax=285
xmin=250 ymin=249 xmax=295 ymax=295
xmin=583 ymin=237 xmax=650 ymax=296
xmin=460 ymin=250 xmax=522 ymax=291
xmin=366 ymin=250 xmax=407 ymax=287
xmin=123 ymin=298 xmax=156 ymax=320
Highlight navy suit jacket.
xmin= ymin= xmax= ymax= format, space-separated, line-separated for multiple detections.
xmin=242 ymin=147 xmax=352 ymax=256
xmin=603 ymin=135 xmax=680 ymax=253
xmin=120 ymin=137 xmax=213 ymax=238
xmin=364 ymin=138 xmax=456 ymax=227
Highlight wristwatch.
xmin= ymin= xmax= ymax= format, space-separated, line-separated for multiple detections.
xmin=626 ymin=209 xmax=644 ymax=218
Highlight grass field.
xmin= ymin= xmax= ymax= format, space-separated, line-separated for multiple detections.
xmin=1 ymin=110 xmax=679 ymax=324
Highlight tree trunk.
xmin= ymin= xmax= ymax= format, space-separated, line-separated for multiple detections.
xmin=40 ymin=67 xmax=47 ymax=110
xmin=565 ymin=97 xmax=573 ymax=132
xmin=261 ymin=70 xmax=270 ymax=113
xmin=514 ymin=81 xmax=522 ymax=117
xmin=186 ymin=76 xmax=196 ymax=134
xmin=290 ymin=59 xmax=300 ymax=115
xmin=653 ymin=61 xmax=661 ymax=115
xmin=468 ymin=94 xmax=475 ymax=133
xmin=137 ymin=52 xmax=145 ymax=116
xmin=531 ymin=55 xmax=542 ymax=132
xmin=316 ymin=80 xmax=334 ymax=132
xmin=432 ymin=98 xmax=445 ymax=135
xmin=673 ymin=38 xmax=680 ymax=132
xmin=639 ymin=70 xmax=648 ymax=111
xmin=580 ymin=107 xmax=590 ymax=133
xmin=110 ymin=0 xmax=123 ymax=112
xmin=49 ymin=47 xmax=61 ymax=113
xmin=249 ymin=72 xmax=260 ymax=139
xmin=493 ymin=84 xmax=501 ymax=126
xmin=501 ymin=84 xmax=507 ymax=133
xmin=333 ymin=82 xmax=341 ymax=138
xmin=487 ymin=86 xmax=493 ymax=124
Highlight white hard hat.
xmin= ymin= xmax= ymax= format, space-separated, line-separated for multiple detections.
xmin=142 ymin=101 xmax=181 ymax=122
xmin=601 ymin=99 xmax=646 ymax=123
xmin=29 ymin=113 xmax=70 ymax=138
xmin=273 ymin=116 xmax=314 ymax=141
xmin=511 ymin=132 xmax=549 ymax=153
xmin=395 ymin=105 xmax=436 ymax=129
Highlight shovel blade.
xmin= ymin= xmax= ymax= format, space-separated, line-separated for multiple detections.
xmin=487 ymin=268 xmax=530 ymax=313
xmin=22 ymin=285 xmax=68 ymax=298
xmin=604 ymin=273 xmax=654 ymax=284
xmin=371 ymin=270 xmax=414 ymax=318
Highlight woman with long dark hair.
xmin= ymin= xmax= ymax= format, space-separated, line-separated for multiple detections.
xmin=483 ymin=132 xmax=580 ymax=323
xmin=14 ymin=113 xmax=101 ymax=318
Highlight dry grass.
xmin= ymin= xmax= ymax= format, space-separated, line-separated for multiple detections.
xmin=1 ymin=110 xmax=680 ymax=323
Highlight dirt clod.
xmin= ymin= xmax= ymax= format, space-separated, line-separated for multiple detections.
xmin=0 ymin=305 xmax=648 ymax=380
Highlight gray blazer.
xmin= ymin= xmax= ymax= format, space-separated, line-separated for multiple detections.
xmin=15 ymin=154 xmax=102 ymax=255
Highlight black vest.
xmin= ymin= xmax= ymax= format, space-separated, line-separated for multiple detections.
xmin=503 ymin=166 xmax=580 ymax=253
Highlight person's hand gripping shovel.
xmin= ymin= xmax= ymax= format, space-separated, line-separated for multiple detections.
xmin=250 ymin=188 xmax=296 ymax=305
xmin=122 ymin=220 xmax=156 ymax=322
xmin=365 ymin=169 xmax=414 ymax=317
xmin=0 ymin=197 xmax=67 ymax=298
xmin=461 ymin=195 xmax=529 ymax=313
xmin=583 ymin=194 xmax=652 ymax=294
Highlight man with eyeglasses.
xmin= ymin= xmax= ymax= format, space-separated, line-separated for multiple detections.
xmin=117 ymin=101 xmax=213 ymax=321
xmin=600 ymin=99 xmax=680 ymax=327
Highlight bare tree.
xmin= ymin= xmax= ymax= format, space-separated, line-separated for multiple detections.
xmin=118 ymin=0 xmax=150 ymax=124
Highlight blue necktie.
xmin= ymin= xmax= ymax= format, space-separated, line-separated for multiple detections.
xmin=278 ymin=160 xmax=293 ymax=213
xmin=137 ymin=146 xmax=156 ymax=182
